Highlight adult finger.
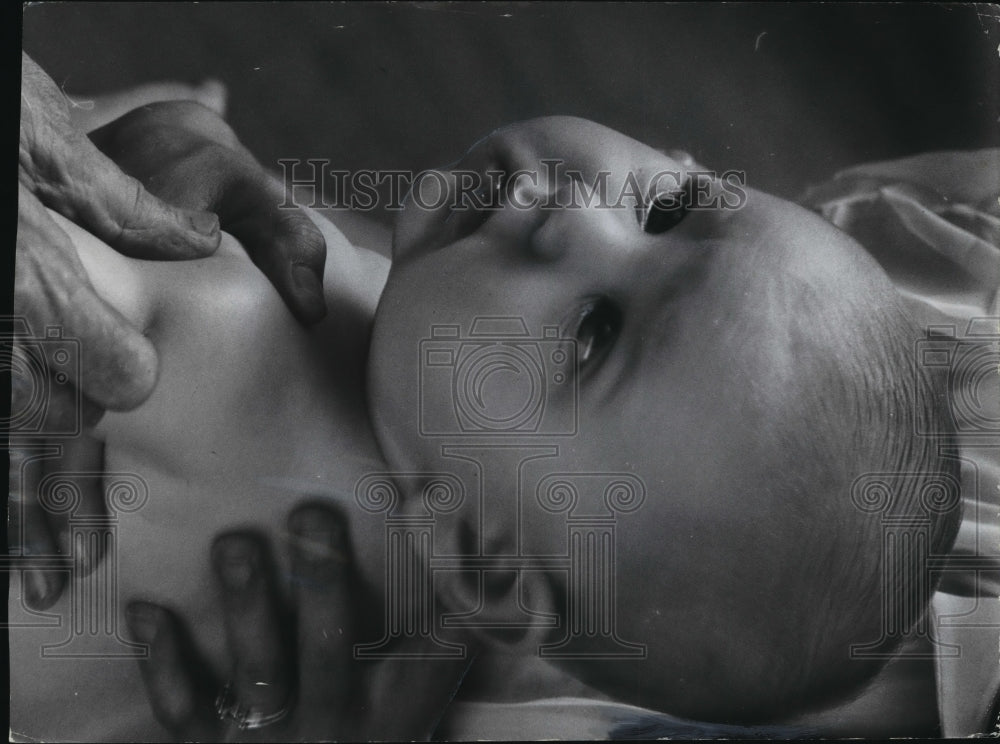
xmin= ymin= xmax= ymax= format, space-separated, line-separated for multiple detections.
xmin=15 ymin=434 xmax=105 ymax=611
xmin=20 ymin=56 xmax=221 ymax=261
xmin=11 ymin=334 xmax=103 ymax=435
xmin=218 ymin=175 xmax=327 ymax=325
xmin=11 ymin=385 xmax=116 ymax=608
xmin=287 ymin=502 xmax=355 ymax=712
xmin=16 ymin=183 xmax=159 ymax=411
xmin=126 ymin=601 xmax=222 ymax=740
xmin=36 ymin=434 xmax=107 ymax=579
xmin=51 ymin=138 xmax=222 ymax=260
xmin=10 ymin=448 xmax=67 ymax=611
xmin=90 ymin=100 xmax=326 ymax=324
xmin=212 ymin=532 xmax=294 ymax=726
xmin=36 ymin=376 xmax=105 ymax=434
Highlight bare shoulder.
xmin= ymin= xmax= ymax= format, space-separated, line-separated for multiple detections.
xmin=49 ymin=207 xmax=283 ymax=334
xmin=50 ymin=210 xmax=152 ymax=327
xmin=54 ymin=205 xmax=390 ymax=347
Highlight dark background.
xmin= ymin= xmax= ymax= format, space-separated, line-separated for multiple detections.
xmin=21 ymin=2 xmax=1000 ymax=219
xmin=8 ymin=4 xmax=998 ymax=737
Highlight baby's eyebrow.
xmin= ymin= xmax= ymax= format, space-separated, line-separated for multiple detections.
xmin=641 ymin=238 xmax=714 ymax=313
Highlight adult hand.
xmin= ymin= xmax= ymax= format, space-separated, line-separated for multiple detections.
xmin=18 ymin=52 xmax=327 ymax=422
xmin=14 ymin=53 xmax=225 ymax=610
xmin=18 ymin=52 xmax=223 ymax=418
xmin=125 ymin=502 xmax=472 ymax=742
xmin=13 ymin=54 xmax=326 ymax=610
xmin=88 ymin=98 xmax=327 ymax=325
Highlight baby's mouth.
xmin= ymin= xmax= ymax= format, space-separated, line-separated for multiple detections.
xmin=440 ymin=195 xmax=493 ymax=248
xmin=436 ymin=558 xmax=562 ymax=649
xmin=438 ymin=170 xmax=507 ymax=248
xmin=394 ymin=167 xmax=502 ymax=260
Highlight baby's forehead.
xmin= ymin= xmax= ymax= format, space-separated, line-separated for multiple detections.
xmin=618 ymin=244 xmax=854 ymax=404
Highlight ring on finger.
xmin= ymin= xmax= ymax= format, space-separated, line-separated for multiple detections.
xmin=214 ymin=681 xmax=292 ymax=730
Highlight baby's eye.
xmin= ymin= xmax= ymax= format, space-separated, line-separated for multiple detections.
xmin=640 ymin=178 xmax=691 ymax=234
xmin=574 ymin=297 xmax=622 ymax=365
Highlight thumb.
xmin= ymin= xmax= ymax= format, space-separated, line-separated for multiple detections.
xmin=220 ymin=177 xmax=328 ymax=325
xmin=268 ymin=212 xmax=328 ymax=325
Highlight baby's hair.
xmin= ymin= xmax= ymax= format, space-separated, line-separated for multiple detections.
xmin=588 ymin=230 xmax=963 ymax=725
xmin=733 ymin=249 xmax=962 ymax=719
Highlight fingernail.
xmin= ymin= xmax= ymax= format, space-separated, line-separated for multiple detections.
xmin=292 ymin=262 xmax=320 ymax=285
xmin=292 ymin=264 xmax=324 ymax=298
xmin=23 ymin=569 xmax=62 ymax=611
xmin=289 ymin=264 xmax=327 ymax=324
xmin=189 ymin=210 xmax=220 ymax=237
xmin=126 ymin=602 xmax=161 ymax=644
xmin=213 ymin=536 xmax=259 ymax=590
xmin=299 ymin=293 xmax=328 ymax=325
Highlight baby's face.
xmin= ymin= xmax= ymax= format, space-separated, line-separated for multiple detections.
xmin=368 ymin=117 xmax=884 ymax=713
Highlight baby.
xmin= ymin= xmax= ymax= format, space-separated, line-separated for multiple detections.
xmin=8 ymin=112 xmax=961 ymax=740
xmin=367 ymin=116 xmax=961 ymax=724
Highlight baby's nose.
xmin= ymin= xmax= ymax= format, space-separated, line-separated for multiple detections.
xmin=471 ymin=151 xmax=576 ymax=259
xmin=456 ymin=122 xmax=559 ymax=203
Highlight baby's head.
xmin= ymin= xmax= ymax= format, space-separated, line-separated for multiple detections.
xmin=366 ymin=117 xmax=961 ymax=722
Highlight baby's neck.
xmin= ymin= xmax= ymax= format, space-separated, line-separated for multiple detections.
xmin=310 ymin=206 xmax=392 ymax=399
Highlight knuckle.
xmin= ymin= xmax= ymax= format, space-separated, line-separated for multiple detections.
xmin=109 ymin=174 xmax=167 ymax=246
xmin=115 ymin=176 xmax=147 ymax=231
xmin=21 ymin=130 xmax=76 ymax=207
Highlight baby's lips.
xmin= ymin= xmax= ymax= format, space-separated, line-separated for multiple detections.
xmin=440 ymin=189 xmax=494 ymax=248
xmin=394 ymin=168 xmax=456 ymax=260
